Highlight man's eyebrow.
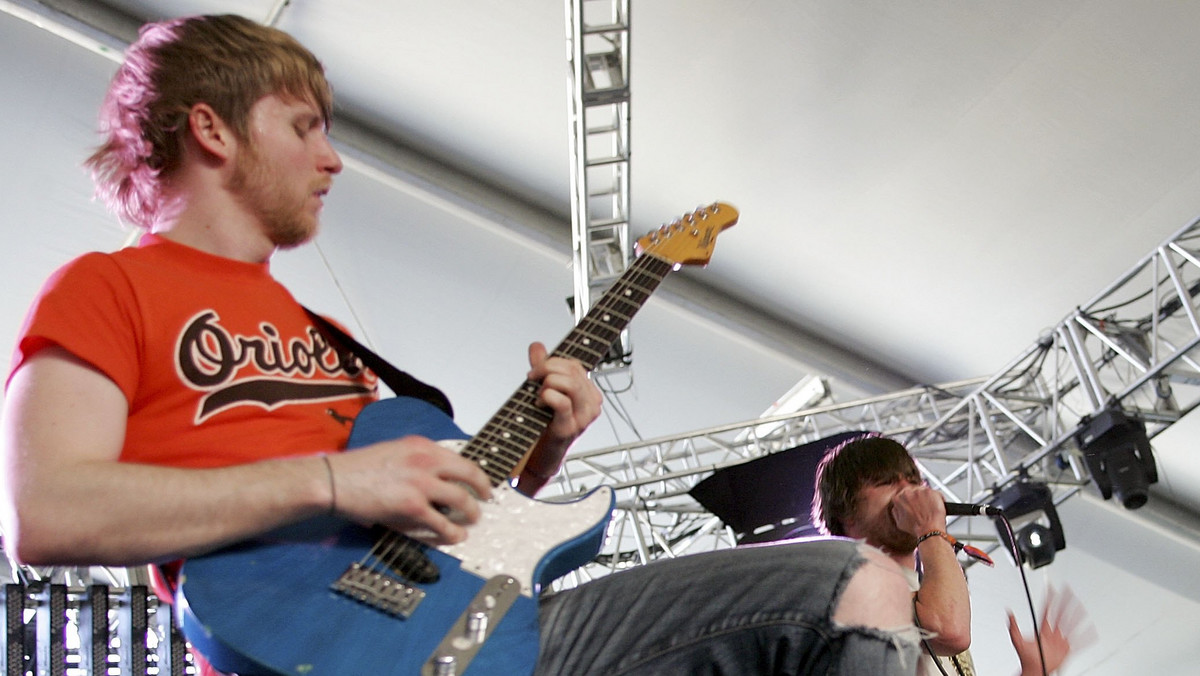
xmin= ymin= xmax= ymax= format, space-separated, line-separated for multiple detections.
xmin=291 ymin=108 xmax=325 ymax=129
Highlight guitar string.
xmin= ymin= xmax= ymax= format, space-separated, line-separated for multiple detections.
xmin=339 ymin=250 xmax=674 ymax=592
xmin=355 ymin=392 xmax=552 ymax=585
xmin=381 ymin=257 xmax=666 ymax=578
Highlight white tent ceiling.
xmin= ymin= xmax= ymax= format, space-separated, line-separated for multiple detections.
xmin=4 ymin=1 xmax=1200 ymax=673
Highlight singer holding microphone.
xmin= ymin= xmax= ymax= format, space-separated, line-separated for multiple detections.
xmin=812 ymin=434 xmax=1086 ymax=676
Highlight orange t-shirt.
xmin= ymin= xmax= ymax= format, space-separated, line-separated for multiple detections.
xmin=9 ymin=234 xmax=377 ymax=468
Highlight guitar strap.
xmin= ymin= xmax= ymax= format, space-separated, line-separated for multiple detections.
xmin=303 ymin=307 xmax=455 ymax=419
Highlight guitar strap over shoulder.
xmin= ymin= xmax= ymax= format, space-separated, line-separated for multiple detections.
xmin=303 ymin=307 xmax=455 ymax=419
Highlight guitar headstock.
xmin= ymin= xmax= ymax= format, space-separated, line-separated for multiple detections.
xmin=635 ymin=202 xmax=739 ymax=268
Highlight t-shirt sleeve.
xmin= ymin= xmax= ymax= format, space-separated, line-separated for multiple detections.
xmin=8 ymin=252 xmax=142 ymax=403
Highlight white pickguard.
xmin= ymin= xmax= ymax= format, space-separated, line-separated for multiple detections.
xmin=432 ymin=437 xmax=612 ymax=597
xmin=437 ymin=481 xmax=613 ymax=597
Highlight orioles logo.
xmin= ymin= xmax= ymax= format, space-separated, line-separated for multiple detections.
xmin=175 ymin=310 xmax=376 ymax=423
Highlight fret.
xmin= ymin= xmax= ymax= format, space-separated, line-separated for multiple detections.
xmin=470 ymin=433 xmax=540 ymax=461
xmin=475 ymin=421 xmax=542 ymax=446
xmin=558 ymin=343 xmax=606 ymax=364
xmin=181 ymin=204 xmax=739 ymax=676
xmin=450 ymin=204 xmax=736 ymax=490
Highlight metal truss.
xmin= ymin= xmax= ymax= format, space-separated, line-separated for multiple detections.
xmin=0 ymin=576 xmax=191 ymax=675
xmin=565 ymin=0 xmax=634 ymax=370
xmin=542 ymin=214 xmax=1200 ymax=585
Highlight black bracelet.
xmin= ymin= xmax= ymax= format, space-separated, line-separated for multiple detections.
xmin=524 ymin=464 xmax=558 ymax=480
xmin=320 ymin=454 xmax=337 ymax=514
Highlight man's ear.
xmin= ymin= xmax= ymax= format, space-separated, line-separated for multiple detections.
xmin=187 ymin=103 xmax=237 ymax=161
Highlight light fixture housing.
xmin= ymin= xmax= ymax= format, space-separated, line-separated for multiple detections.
xmin=988 ymin=479 xmax=1066 ymax=569
xmin=1074 ymin=408 xmax=1158 ymax=510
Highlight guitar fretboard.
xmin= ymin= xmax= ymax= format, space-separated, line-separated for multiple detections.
xmin=462 ymin=253 xmax=675 ymax=485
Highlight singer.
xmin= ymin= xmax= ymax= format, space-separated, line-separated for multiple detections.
xmin=812 ymin=434 xmax=1085 ymax=676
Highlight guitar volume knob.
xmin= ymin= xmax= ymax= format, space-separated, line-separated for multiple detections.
xmin=466 ymin=608 xmax=489 ymax=643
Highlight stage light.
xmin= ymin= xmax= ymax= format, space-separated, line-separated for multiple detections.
xmin=1015 ymin=523 xmax=1056 ymax=569
xmin=1074 ymin=408 xmax=1158 ymax=510
xmin=988 ymin=479 xmax=1066 ymax=569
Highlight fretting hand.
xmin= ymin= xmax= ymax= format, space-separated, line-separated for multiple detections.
xmin=516 ymin=342 xmax=602 ymax=493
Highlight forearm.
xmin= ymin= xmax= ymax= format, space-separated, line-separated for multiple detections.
xmin=914 ymin=534 xmax=972 ymax=653
xmin=514 ymin=437 xmax=568 ymax=496
xmin=6 ymin=453 xmax=332 ymax=566
xmin=3 ymin=349 xmax=495 ymax=567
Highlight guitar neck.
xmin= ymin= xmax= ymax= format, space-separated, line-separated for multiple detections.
xmin=461 ymin=253 xmax=675 ymax=485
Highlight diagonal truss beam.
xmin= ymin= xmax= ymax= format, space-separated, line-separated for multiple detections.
xmin=542 ymin=215 xmax=1200 ymax=584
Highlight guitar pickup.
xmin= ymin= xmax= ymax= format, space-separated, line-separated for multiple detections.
xmin=331 ymin=562 xmax=425 ymax=618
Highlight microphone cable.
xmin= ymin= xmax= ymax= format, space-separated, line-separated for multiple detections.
xmin=996 ymin=513 xmax=1048 ymax=676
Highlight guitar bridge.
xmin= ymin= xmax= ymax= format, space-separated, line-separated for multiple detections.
xmin=331 ymin=562 xmax=425 ymax=618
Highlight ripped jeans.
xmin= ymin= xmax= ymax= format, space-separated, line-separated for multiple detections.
xmin=536 ymin=537 xmax=920 ymax=675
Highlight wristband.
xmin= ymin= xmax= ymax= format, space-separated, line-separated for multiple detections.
xmin=320 ymin=454 xmax=337 ymax=514
xmin=916 ymin=530 xmax=956 ymax=547
xmin=524 ymin=464 xmax=558 ymax=480
xmin=916 ymin=530 xmax=996 ymax=566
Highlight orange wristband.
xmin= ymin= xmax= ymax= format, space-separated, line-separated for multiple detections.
xmin=916 ymin=530 xmax=995 ymax=566
xmin=916 ymin=530 xmax=957 ymax=547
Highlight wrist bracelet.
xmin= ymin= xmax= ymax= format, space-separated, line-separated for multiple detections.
xmin=524 ymin=465 xmax=558 ymax=480
xmin=916 ymin=530 xmax=957 ymax=547
xmin=915 ymin=530 xmax=996 ymax=566
xmin=320 ymin=454 xmax=337 ymax=514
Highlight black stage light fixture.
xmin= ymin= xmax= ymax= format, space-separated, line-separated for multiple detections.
xmin=1074 ymin=408 xmax=1158 ymax=510
xmin=988 ymin=479 xmax=1065 ymax=569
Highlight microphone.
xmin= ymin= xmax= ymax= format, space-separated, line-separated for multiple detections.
xmin=943 ymin=501 xmax=1003 ymax=517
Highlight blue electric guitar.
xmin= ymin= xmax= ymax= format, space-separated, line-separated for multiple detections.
xmin=175 ymin=203 xmax=739 ymax=675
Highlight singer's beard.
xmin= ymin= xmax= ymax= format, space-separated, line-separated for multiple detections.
xmin=860 ymin=512 xmax=920 ymax=555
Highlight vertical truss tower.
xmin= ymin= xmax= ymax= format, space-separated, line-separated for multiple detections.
xmin=565 ymin=0 xmax=634 ymax=370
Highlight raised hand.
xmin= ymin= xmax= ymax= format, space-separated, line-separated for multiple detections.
xmin=1007 ymin=584 xmax=1097 ymax=675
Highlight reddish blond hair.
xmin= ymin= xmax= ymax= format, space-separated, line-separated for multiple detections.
xmin=86 ymin=14 xmax=333 ymax=228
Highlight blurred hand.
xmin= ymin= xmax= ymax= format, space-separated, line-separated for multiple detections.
xmin=326 ymin=436 xmax=493 ymax=545
xmin=1007 ymin=584 xmax=1097 ymax=676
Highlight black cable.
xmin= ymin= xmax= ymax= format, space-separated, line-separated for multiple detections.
xmin=922 ymin=638 xmax=953 ymax=676
xmin=598 ymin=375 xmax=643 ymax=440
xmin=596 ymin=367 xmax=635 ymax=396
xmin=993 ymin=340 xmax=1052 ymax=393
xmin=997 ymin=514 xmax=1048 ymax=676
xmin=1085 ymin=259 xmax=1194 ymax=315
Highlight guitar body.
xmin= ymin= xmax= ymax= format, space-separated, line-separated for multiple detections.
xmin=178 ymin=202 xmax=739 ymax=675
xmin=177 ymin=397 xmax=614 ymax=676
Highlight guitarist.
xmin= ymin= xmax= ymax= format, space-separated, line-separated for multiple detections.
xmin=2 ymin=14 xmax=922 ymax=675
